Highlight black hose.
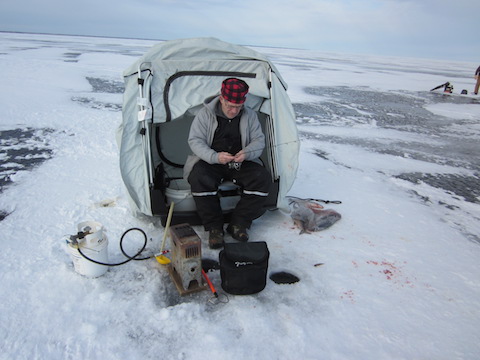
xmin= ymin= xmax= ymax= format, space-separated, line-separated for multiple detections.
xmin=77 ymin=227 xmax=150 ymax=267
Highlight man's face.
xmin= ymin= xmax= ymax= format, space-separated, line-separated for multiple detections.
xmin=220 ymin=96 xmax=244 ymax=119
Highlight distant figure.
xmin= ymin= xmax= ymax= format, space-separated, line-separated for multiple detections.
xmin=444 ymin=82 xmax=453 ymax=93
xmin=430 ymin=81 xmax=453 ymax=93
xmin=475 ymin=66 xmax=480 ymax=95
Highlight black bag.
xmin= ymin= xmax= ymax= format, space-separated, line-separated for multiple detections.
xmin=219 ymin=241 xmax=269 ymax=295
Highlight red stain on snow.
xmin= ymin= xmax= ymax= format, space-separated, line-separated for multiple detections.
xmin=365 ymin=260 xmax=415 ymax=287
xmin=340 ymin=290 xmax=355 ymax=303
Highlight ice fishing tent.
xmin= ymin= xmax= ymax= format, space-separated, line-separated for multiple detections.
xmin=118 ymin=37 xmax=299 ymax=225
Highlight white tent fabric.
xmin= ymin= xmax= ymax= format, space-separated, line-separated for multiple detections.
xmin=118 ymin=37 xmax=299 ymax=217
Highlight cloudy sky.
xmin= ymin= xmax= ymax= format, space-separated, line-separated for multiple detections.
xmin=1 ymin=0 xmax=478 ymax=61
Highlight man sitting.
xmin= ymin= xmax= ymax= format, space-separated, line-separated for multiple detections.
xmin=184 ymin=78 xmax=271 ymax=249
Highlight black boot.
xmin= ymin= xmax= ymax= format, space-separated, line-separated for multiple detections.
xmin=226 ymin=224 xmax=249 ymax=242
xmin=209 ymin=228 xmax=225 ymax=249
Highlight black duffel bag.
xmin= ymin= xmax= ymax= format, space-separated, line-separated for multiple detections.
xmin=219 ymin=241 xmax=269 ymax=295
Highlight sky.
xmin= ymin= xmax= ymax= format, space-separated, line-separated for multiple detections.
xmin=0 ymin=0 xmax=478 ymax=62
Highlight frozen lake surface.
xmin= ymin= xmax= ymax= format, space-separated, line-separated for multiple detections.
xmin=0 ymin=32 xmax=479 ymax=360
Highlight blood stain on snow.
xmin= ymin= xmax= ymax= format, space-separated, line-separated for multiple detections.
xmin=340 ymin=290 xmax=355 ymax=303
xmin=366 ymin=260 xmax=415 ymax=288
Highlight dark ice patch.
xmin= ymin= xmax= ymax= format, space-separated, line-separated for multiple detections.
xmin=0 ymin=210 xmax=10 ymax=221
xmin=71 ymin=77 xmax=124 ymax=111
xmin=293 ymin=86 xmax=480 ymax=175
xmin=395 ymin=172 xmax=480 ymax=204
xmin=0 ymin=127 xmax=54 ymax=192
xmin=86 ymin=77 xmax=124 ymax=94
xmin=0 ymin=127 xmax=55 ymax=221
xmin=71 ymin=96 xmax=122 ymax=111
xmin=295 ymin=87 xmax=432 ymax=130
xmin=63 ymin=52 xmax=81 ymax=62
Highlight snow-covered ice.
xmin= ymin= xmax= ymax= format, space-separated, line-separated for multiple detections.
xmin=0 ymin=32 xmax=479 ymax=360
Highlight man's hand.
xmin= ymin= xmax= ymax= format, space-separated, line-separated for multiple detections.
xmin=218 ymin=152 xmax=235 ymax=164
xmin=234 ymin=150 xmax=246 ymax=163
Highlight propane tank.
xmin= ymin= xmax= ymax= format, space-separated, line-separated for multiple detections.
xmin=66 ymin=221 xmax=109 ymax=277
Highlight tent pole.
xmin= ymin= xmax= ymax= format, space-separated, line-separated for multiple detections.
xmin=268 ymin=69 xmax=279 ymax=180
xmin=137 ymin=63 xmax=154 ymax=187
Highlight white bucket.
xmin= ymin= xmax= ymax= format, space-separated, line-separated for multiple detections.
xmin=66 ymin=221 xmax=109 ymax=278
xmin=165 ymin=179 xmax=196 ymax=212
xmin=219 ymin=181 xmax=241 ymax=211
xmin=165 ymin=179 xmax=241 ymax=212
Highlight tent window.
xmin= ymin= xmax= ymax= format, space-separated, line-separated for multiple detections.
xmin=163 ymin=71 xmax=256 ymax=122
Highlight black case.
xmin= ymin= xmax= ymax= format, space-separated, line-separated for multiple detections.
xmin=219 ymin=241 xmax=269 ymax=295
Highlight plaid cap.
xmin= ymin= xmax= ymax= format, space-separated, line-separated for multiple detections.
xmin=221 ymin=78 xmax=249 ymax=104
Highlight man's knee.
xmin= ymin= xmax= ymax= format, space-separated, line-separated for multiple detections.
xmin=188 ymin=161 xmax=220 ymax=190
xmin=249 ymin=165 xmax=271 ymax=191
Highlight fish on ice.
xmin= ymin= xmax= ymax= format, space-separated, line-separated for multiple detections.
xmin=287 ymin=196 xmax=342 ymax=234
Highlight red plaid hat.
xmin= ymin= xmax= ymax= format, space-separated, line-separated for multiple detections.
xmin=221 ymin=78 xmax=249 ymax=104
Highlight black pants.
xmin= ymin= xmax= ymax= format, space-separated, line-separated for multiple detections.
xmin=188 ymin=160 xmax=271 ymax=230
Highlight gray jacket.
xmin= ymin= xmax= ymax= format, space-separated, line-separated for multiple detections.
xmin=183 ymin=95 xmax=265 ymax=180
